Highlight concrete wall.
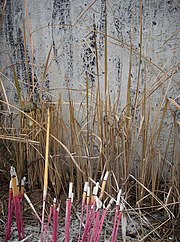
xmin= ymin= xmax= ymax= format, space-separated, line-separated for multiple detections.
xmin=0 ymin=1 xmax=179 ymax=127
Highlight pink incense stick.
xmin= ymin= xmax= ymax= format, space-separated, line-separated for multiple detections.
xmin=78 ymin=181 xmax=88 ymax=242
xmin=65 ymin=182 xmax=73 ymax=242
xmin=55 ymin=203 xmax=60 ymax=241
xmin=17 ymin=177 xmax=26 ymax=239
xmin=14 ymin=196 xmax=23 ymax=240
xmin=89 ymin=211 xmax=99 ymax=242
xmin=89 ymin=196 xmax=102 ymax=242
xmin=111 ymin=206 xmax=119 ymax=242
xmin=6 ymin=167 xmax=26 ymax=241
xmin=113 ymin=203 xmax=123 ymax=242
xmin=6 ymin=180 xmax=13 ymax=241
xmin=80 ymin=185 xmax=90 ymax=242
xmin=65 ymin=199 xmax=71 ymax=242
xmin=18 ymin=196 xmax=25 ymax=239
xmin=111 ymin=189 xmax=122 ymax=242
xmin=85 ymin=185 xmax=90 ymax=220
xmin=14 ymin=176 xmax=23 ymax=240
xmin=91 ymin=171 xmax=109 ymax=242
xmin=53 ymin=198 xmax=59 ymax=242
xmin=44 ymin=205 xmax=53 ymax=238
xmin=81 ymin=182 xmax=99 ymax=242
xmin=86 ymin=211 xmax=96 ymax=241
xmin=10 ymin=167 xmax=24 ymax=240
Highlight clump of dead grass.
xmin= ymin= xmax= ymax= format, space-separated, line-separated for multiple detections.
xmin=0 ymin=0 xmax=179 ymax=240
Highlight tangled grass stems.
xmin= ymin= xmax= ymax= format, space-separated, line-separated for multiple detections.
xmin=0 ymin=1 xmax=179 ymax=240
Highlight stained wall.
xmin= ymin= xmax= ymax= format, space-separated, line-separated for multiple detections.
xmin=0 ymin=0 xmax=179 ymax=128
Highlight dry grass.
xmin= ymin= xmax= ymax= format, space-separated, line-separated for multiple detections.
xmin=0 ymin=0 xmax=179 ymax=241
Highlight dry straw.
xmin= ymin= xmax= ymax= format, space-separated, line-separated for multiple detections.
xmin=0 ymin=0 xmax=179 ymax=240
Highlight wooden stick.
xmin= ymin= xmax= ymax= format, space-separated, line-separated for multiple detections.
xmin=41 ymin=107 xmax=51 ymax=239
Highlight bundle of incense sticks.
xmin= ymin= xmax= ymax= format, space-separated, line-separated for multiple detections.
xmin=6 ymin=166 xmax=25 ymax=241
xmin=52 ymin=198 xmax=60 ymax=242
xmin=43 ymin=198 xmax=60 ymax=242
xmin=79 ymin=171 xmax=111 ymax=242
xmin=6 ymin=168 xmax=125 ymax=241
xmin=111 ymin=190 xmax=124 ymax=242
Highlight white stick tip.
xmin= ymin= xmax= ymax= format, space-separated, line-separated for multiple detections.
xmin=10 ymin=166 xmax=16 ymax=177
xmin=71 ymin=193 xmax=74 ymax=203
xmin=21 ymin=176 xmax=26 ymax=185
xmin=87 ymin=186 xmax=90 ymax=196
xmin=83 ymin=181 xmax=88 ymax=192
xmin=120 ymin=203 xmax=124 ymax=211
xmin=93 ymin=182 xmax=99 ymax=195
xmin=9 ymin=180 xmax=12 ymax=189
xmin=104 ymin=171 xmax=109 ymax=181
xmin=95 ymin=196 xmax=102 ymax=209
xmin=116 ymin=189 xmax=122 ymax=205
xmin=15 ymin=176 xmax=19 ymax=186
xmin=68 ymin=182 xmax=73 ymax=198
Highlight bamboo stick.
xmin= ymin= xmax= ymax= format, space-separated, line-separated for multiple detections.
xmin=41 ymin=107 xmax=51 ymax=239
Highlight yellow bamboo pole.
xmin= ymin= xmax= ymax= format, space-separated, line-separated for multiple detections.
xmin=41 ymin=107 xmax=51 ymax=237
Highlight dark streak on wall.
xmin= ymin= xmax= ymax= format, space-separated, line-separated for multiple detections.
xmin=51 ymin=0 xmax=73 ymax=86
xmin=82 ymin=15 xmax=97 ymax=85
xmin=4 ymin=0 xmax=39 ymax=102
xmin=98 ymin=0 xmax=106 ymax=57
xmin=5 ymin=0 xmax=15 ymax=46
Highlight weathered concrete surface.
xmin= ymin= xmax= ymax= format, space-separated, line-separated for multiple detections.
xmin=0 ymin=0 xmax=179 ymax=103
xmin=0 ymin=0 xmax=179 ymax=141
